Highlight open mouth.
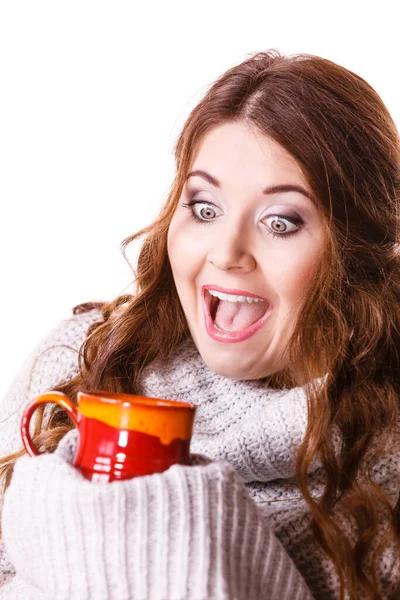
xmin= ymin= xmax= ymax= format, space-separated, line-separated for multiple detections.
xmin=202 ymin=287 xmax=272 ymax=343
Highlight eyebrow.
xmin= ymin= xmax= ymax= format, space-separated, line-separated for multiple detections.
xmin=186 ymin=169 xmax=315 ymax=203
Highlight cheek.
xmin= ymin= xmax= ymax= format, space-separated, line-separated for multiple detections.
xmin=299 ymin=239 xmax=324 ymax=286
xmin=167 ymin=218 xmax=206 ymax=280
xmin=167 ymin=217 xmax=186 ymax=277
xmin=266 ymin=245 xmax=321 ymax=300
xmin=297 ymin=258 xmax=318 ymax=286
xmin=287 ymin=252 xmax=322 ymax=306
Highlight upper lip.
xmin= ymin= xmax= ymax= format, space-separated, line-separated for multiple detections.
xmin=202 ymin=284 xmax=270 ymax=303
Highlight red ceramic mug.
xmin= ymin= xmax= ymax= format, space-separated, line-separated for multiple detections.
xmin=20 ymin=391 xmax=197 ymax=482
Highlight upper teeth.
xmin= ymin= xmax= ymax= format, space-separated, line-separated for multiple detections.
xmin=208 ymin=290 xmax=266 ymax=304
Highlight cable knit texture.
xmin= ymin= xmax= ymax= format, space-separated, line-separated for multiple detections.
xmin=2 ymin=431 xmax=312 ymax=600
xmin=0 ymin=309 xmax=399 ymax=599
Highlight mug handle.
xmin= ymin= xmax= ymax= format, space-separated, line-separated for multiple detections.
xmin=20 ymin=391 xmax=80 ymax=457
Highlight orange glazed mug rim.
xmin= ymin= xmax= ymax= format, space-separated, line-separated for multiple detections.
xmin=77 ymin=390 xmax=196 ymax=410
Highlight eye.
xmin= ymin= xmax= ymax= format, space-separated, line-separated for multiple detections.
xmin=181 ymin=199 xmax=221 ymax=224
xmin=263 ymin=214 xmax=304 ymax=239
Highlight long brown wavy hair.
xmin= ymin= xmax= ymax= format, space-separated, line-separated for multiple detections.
xmin=1 ymin=50 xmax=400 ymax=599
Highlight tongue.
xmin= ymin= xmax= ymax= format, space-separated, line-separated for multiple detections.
xmin=214 ymin=299 xmax=267 ymax=332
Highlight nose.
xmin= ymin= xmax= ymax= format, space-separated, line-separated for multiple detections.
xmin=207 ymin=222 xmax=257 ymax=272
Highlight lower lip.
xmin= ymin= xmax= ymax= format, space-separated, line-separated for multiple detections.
xmin=202 ymin=293 xmax=273 ymax=343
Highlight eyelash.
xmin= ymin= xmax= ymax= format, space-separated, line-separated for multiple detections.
xmin=181 ymin=199 xmax=305 ymax=240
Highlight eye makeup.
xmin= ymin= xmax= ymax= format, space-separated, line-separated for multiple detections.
xmin=181 ymin=199 xmax=305 ymax=241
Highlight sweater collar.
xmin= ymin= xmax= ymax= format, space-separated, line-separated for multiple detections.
xmin=140 ymin=337 xmax=324 ymax=483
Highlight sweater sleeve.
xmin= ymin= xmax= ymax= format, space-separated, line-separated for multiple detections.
xmin=0 ymin=309 xmax=104 ymax=587
xmin=1 ymin=430 xmax=314 ymax=600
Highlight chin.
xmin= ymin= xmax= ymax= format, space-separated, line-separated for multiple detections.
xmin=188 ymin=329 xmax=280 ymax=380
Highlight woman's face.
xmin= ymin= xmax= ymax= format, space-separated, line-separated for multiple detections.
xmin=167 ymin=121 xmax=326 ymax=380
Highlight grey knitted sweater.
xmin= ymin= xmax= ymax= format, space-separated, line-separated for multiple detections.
xmin=0 ymin=309 xmax=399 ymax=599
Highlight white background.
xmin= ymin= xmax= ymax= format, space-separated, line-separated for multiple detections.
xmin=1 ymin=0 xmax=399 ymax=398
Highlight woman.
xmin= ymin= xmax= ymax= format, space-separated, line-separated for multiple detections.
xmin=0 ymin=50 xmax=399 ymax=599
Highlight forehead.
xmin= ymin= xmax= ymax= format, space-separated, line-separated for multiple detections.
xmin=190 ymin=122 xmax=308 ymax=186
